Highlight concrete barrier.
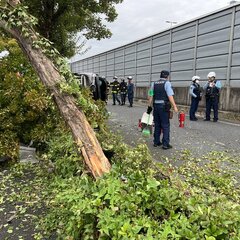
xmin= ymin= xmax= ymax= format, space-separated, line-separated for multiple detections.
xmin=19 ymin=146 xmax=38 ymax=163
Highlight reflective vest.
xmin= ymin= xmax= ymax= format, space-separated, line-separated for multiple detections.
xmin=192 ymin=83 xmax=201 ymax=98
xmin=120 ymin=82 xmax=127 ymax=94
xmin=205 ymin=82 xmax=219 ymax=99
xmin=110 ymin=80 xmax=120 ymax=93
xmin=153 ymin=80 xmax=169 ymax=103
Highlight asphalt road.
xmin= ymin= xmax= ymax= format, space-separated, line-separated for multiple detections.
xmin=106 ymin=102 xmax=240 ymax=161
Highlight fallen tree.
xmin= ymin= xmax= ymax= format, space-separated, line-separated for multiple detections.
xmin=0 ymin=0 xmax=111 ymax=178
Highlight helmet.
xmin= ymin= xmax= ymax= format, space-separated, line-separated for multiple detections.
xmin=207 ymin=72 xmax=216 ymax=78
xmin=127 ymin=76 xmax=133 ymax=80
xmin=113 ymin=76 xmax=118 ymax=79
xmin=192 ymin=76 xmax=200 ymax=81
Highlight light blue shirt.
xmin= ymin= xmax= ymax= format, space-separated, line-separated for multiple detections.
xmin=189 ymin=84 xmax=197 ymax=98
xmin=215 ymin=80 xmax=222 ymax=89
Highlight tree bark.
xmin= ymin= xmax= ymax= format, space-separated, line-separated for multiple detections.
xmin=0 ymin=5 xmax=111 ymax=178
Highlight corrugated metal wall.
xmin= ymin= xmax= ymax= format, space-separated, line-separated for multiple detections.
xmin=71 ymin=3 xmax=240 ymax=89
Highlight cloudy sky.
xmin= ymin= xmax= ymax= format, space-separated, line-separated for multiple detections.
xmin=70 ymin=0 xmax=234 ymax=62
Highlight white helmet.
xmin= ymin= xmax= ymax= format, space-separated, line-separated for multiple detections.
xmin=207 ymin=72 xmax=216 ymax=78
xmin=113 ymin=76 xmax=118 ymax=79
xmin=127 ymin=76 xmax=133 ymax=80
xmin=192 ymin=76 xmax=200 ymax=81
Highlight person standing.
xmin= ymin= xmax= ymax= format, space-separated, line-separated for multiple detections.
xmin=127 ymin=76 xmax=134 ymax=107
xmin=147 ymin=70 xmax=178 ymax=149
xmin=119 ymin=78 xmax=127 ymax=105
xmin=189 ymin=76 xmax=202 ymax=121
xmin=110 ymin=76 xmax=120 ymax=105
xmin=203 ymin=72 xmax=221 ymax=122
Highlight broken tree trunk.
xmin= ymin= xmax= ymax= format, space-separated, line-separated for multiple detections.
xmin=0 ymin=3 xmax=111 ymax=178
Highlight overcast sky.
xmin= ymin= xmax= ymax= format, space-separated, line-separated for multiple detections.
xmin=70 ymin=0 xmax=234 ymax=62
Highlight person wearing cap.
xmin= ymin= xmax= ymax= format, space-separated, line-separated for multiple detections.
xmin=110 ymin=76 xmax=121 ymax=105
xmin=119 ymin=78 xmax=127 ymax=105
xmin=147 ymin=70 xmax=178 ymax=150
xmin=127 ymin=76 xmax=134 ymax=107
xmin=189 ymin=76 xmax=202 ymax=121
xmin=203 ymin=72 xmax=222 ymax=122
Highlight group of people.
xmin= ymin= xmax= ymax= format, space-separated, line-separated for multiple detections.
xmin=110 ymin=76 xmax=134 ymax=107
xmin=189 ymin=71 xmax=221 ymax=122
xmin=147 ymin=70 xmax=222 ymax=150
xmin=108 ymin=70 xmax=221 ymax=150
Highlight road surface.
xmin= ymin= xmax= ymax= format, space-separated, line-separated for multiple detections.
xmin=107 ymin=103 xmax=240 ymax=162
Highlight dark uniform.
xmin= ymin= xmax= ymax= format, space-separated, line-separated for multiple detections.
xmin=148 ymin=70 xmax=177 ymax=149
xmin=151 ymin=80 xmax=172 ymax=148
xmin=189 ymin=79 xmax=202 ymax=121
xmin=110 ymin=78 xmax=120 ymax=105
xmin=204 ymin=81 xmax=221 ymax=121
xmin=127 ymin=76 xmax=134 ymax=107
xmin=119 ymin=79 xmax=127 ymax=105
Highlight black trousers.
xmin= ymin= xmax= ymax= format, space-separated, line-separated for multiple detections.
xmin=120 ymin=93 xmax=127 ymax=105
xmin=128 ymin=93 xmax=134 ymax=106
xmin=189 ymin=97 xmax=200 ymax=120
xmin=205 ymin=97 xmax=219 ymax=120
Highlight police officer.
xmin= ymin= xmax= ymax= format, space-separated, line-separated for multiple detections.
xmin=119 ymin=78 xmax=127 ymax=105
xmin=110 ymin=76 xmax=120 ymax=105
xmin=127 ymin=76 xmax=134 ymax=107
xmin=189 ymin=76 xmax=202 ymax=121
xmin=147 ymin=70 xmax=178 ymax=149
xmin=203 ymin=72 xmax=221 ymax=122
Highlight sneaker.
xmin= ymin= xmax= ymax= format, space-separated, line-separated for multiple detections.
xmin=153 ymin=142 xmax=162 ymax=147
xmin=162 ymin=144 xmax=173 ymax=150
xmin=204 ymin=119 xmax=210 ymax=121
xmin=213 ymin=119 xmax=218 ymax=122
xmin=190 ymin=119 xmax=197 ymax=121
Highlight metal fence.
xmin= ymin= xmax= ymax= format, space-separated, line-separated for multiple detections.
xmin=71 ymin=3 xmax=240 ymax=89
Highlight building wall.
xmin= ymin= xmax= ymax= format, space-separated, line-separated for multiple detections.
xmin=71 ymin=3 xmax=240 ymax=112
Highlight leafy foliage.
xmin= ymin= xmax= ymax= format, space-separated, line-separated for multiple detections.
xmin=0 ymin=36 xmax=59 ymax=158
xmin=21 ymin=0 xmax=123 ymax=57
xmin=0 ymin=3 xmax=239 ymax=240
xmin=0 ymin=35 xmax=109 ymax=159
xmin=39 ymin=131 xmax=240 ymax=240
xmin=42 ymin=127 xmax=85 ymax=178
xmin=1 ymin=143 xmax=240 ymax=239
xmin=0 ymin=3 xmax=108 ymax=113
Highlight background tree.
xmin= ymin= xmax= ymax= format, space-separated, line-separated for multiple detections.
xmin=21 ymin=0 xmax=123 ymax=57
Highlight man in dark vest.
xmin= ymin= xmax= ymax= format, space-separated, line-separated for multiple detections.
xmin=189 ymin=76 xmax=202 ymax=121
xmin=119 ymin=78 xmax=127 ymax=105
xmin=127 ymin=76 xmax=134 ymax=107
xmin=147 ymin=70 xmax=178 ymax=149
xmin=110 ymin=76 xmax=120 ymax=105
xmin=203 ymin=72 xmax=221 ymax=122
